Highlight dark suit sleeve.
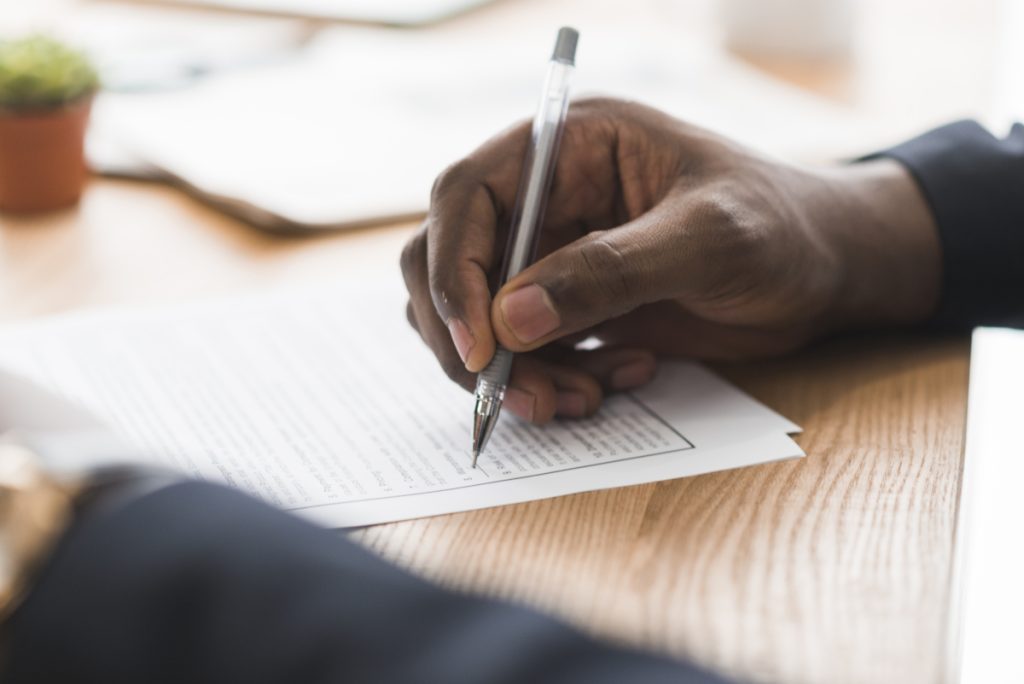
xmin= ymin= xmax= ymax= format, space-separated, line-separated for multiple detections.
xmin=3 ymin=481 xmax=734 ymax=684
xmin=874 ymin=120 xmax=1024 ymax=329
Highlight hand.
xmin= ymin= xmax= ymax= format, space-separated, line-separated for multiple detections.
xmin=401 ymin=98 xmax=940 ymax=423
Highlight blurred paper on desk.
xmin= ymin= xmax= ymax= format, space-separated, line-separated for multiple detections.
xmin=90 ymin=22 xmax=872 ymax=232
xmin=720 ymin=0 xmax=854 ymax=60
xmin=0 ymin=369 xmax=145 ymax=477
xmin=51 ymin=3 xmax=311 ymax=94
xmin=149 ymin=0 xmax=499 ymax=25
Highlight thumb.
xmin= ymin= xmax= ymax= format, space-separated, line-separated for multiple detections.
xmin=491 ymin=210 xmax=680 ymax=352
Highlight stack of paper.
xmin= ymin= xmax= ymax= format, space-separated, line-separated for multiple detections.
xmin=0 ymin=281 xmax=801 ymax=527
xmin=152 ymin=0 xmax=498 ymax=25
xmin=88 ymin=21 xmax=870 ymax=231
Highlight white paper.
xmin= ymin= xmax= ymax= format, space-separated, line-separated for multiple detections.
xmin=0 ymin=368 xmax=140 ymax=477
xmin=0 ymin=281 xmax=801 ymax=527
xmin=90 ymin=20 xmax=873 ymax=230
xmin=155 ymin=0 xmax=497 ymax=25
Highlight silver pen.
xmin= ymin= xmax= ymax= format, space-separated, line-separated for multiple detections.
xmin=472 ymin=27 xmax=579 ymax=467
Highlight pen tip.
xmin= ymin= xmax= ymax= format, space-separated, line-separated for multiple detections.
xmin=471 ymin=449 xmax=480 ymax=469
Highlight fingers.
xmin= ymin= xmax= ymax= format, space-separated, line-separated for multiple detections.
xmin=568 ymin=347 xmax=657 ymax=392
xmin=404 ymin=98 xmax=711 ymax=394
xmin=403 ymin=217 xmax=659 ymax=404
xmin=595 ymin=305 xmax=814 ymax=359
xmin=418 ymin=105 xmax=628 ymax=375
xmin=489 ymin=199 xmax=687 ymax=352
xmin=424 ymin=173 xmax=510 ymax=371
xmin=502 ymin=356 xmax=599 ymax=423
xmin=499 ymin=346 xmax=658 ymax=424
xmin=401 ymin=227 xmax=476 ymax=392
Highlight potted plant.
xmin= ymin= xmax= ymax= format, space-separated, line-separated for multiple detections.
xmin=0 ymin=35 xmax=99 ymax=213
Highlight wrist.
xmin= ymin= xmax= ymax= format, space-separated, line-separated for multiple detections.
xmin=815 ymin=158 xmax=942 ymax=330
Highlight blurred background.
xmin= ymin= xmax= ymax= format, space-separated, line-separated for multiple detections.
xmin=0 ymin=0 xmax=1016 ymax=231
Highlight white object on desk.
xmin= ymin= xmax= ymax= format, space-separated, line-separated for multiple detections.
xmin=948 ymin=327 xmax=1024 ymax=684
xmin=90 ymin=24 xmax=868 ymax=232
xmin=0 ymin=369 xmax=141 ymax=477
xmin=0 ymin=280 xmax=802 ymax=528
xmin=149 ymin=0 xmax=498 ymax=26
xmin=719 ymin=0 xmax=855 ymax=59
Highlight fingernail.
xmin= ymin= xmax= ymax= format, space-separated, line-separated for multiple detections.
xmin=447 ymin=318 xmax=475 ymax=366
xmin=611 ymin=361 xmax=655 ymax=390
xmin=504 ymin=388 xmax=536 ymax=421
xmin=556 ymin=391 xmax=587 ymax=418
xmin=500 ymin=284 xmax=560 ymax=345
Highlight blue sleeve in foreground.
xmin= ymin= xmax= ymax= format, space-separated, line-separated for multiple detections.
xmin=5 ymin=480 xmax=735 ymax=684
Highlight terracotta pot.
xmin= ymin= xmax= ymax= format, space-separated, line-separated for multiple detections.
xmin=0 ymin=95 xmax=92 ymax=213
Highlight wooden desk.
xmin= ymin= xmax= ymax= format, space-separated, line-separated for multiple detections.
xmin=0 ymin=0 xmax=992 ymax=682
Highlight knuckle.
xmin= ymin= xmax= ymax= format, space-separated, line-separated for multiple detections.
xmin=686 ymin=189 xmax=773 ymax=296
xmin=691 ymin=190 xmax=768 ymax=259
xmin=430 ymin=159 xmax=477 ymax=203
xmin=574 ymin=95 xmax=617 ymax=110
xmin=571 ymin=98 xmax=626 ymax=132
xmin=574 ymin=96 xmax=664 ymax=127
xmin=576 ymin=234 xmax=635 ymax=302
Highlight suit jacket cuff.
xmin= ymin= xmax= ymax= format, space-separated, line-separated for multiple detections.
xmin=871 ymin=120 xmax=1024 ymax=329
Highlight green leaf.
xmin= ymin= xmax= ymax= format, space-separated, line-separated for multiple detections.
xmin=0 ymin=35 xmax=100 ymax=111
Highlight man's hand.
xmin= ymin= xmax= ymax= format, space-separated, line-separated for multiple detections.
xmin=401 ymin=98 xmax=941 ymax=423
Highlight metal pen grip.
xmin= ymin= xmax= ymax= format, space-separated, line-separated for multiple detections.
xmin=476 ymin=346 xmax=514 ymax=395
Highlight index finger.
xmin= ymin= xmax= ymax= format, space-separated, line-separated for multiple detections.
xmin=423 ymin=105 xmax=624 ymax=374
xmin=424 ymin=121 xmax=531 ymax=372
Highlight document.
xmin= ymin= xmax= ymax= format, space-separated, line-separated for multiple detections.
xmin=0 ymin=281 xmax=802 ymax=527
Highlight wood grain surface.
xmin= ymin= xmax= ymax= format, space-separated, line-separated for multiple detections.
xmin=354 ymin=335 xmax=969 ymax=684
xmin=0 ymin=0 xmax=993 ymax=681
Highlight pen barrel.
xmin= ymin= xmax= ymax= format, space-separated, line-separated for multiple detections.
xmin=475 ymin=30 xmax=576 ymax=405
xmin=496 ymin=59 xmax=574 ymax=285
xmin=476 ymin=346 xmax=514 ymax=397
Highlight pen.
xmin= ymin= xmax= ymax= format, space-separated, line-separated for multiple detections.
xmin=471 ymin=26 xmax=579 ymax=467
